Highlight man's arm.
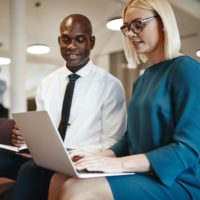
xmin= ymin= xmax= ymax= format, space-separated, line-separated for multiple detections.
xmin=84 ymin=79 xmax=127 ymax=152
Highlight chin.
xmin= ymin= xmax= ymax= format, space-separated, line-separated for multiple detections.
xmin=135 ymin=49 xmax=146 ymax=55
xmin=67 ymin=60 xmax=81 ymax=66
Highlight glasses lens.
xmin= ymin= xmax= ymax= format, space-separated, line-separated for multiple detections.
xmin=121 ymin=26 xmax=129 ymax=36
xmin=131 ymin=20 xmax=143 ymax=34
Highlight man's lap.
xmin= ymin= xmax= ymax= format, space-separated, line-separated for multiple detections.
xmin=13 ymin=159 xmax=54 ymax=200
xmin=0 ymin=149 xmax=54 ymax=200
xmin=0 ymin=149 xmax=28 ymax=179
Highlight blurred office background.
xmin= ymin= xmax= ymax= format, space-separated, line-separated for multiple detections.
xmin=0 ymin=0 xmax=200 ymax=115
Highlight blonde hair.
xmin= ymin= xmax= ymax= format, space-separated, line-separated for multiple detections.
xmin=122 ymin=0 xmax=181 ymax=68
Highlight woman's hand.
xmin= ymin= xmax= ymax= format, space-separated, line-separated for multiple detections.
xmin=73 ymin=153 xmax=152 ymax=173
xmin=69 ymin=149 xmax=93 ymax=162
xmin=11 ymin=125 xmax=26 ymax=147
xmin=69 ymin=149 xmax=116 ymax=163
xmin=74 ymin=155 xmax=126 ymax=173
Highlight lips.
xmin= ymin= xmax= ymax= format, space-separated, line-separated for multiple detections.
xmin=65 ymin=53 xmax=82 ymax=61
xmin=129 ymin=37 xmax=143 ymax=48
xmin=68 ymin=54 xmax=80 ymax=59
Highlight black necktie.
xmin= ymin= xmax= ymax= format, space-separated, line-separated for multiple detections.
xmin=58 ymin=74 xmax=80 ymax=140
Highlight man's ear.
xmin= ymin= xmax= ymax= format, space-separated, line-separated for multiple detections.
xmin=90 ymin=36 xmax=95 ymax=50
xmin=58 ymin=36 xmax=61 ymax=45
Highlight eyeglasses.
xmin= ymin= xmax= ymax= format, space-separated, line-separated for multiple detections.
xmin=120 ymin=15 xmax=159 ymax=37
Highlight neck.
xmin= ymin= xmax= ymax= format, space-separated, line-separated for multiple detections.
xmin=148 ymin=53 xmax=165 ymax=65
xmin=147 ymin=42 xmax=165 ymax=65
xmin=66 ymin=59 xmax=90 ymax=73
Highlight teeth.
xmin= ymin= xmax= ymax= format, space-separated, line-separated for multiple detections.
xmin=134 ymin=41 xmax=143 ymax=45
xmin=69 ymin=55 xmax=78 ymax=59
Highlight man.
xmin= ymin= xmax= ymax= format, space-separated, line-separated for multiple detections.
xmin=0 ymin=14 xmax=126 ymax=200
xmin=0 ymin=79 xmax=9 ymax=118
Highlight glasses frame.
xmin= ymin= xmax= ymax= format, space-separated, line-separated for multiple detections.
xmin=120 ymin=15 xmax=159 ymax=37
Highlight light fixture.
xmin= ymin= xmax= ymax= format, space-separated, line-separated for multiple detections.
xmin=106 ymin=17 xmax=123 ymax=31
xmin=26 ymin=44 xmax=50 ymax=55
xmin=26 ymin=2 xmax=50 ymax=55
xmin=0 ymin=57 xmax=11 ymax=65
xmin=196 ymin=49 xmax=200 ymax=57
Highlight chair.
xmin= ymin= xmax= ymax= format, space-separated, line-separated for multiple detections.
xmin=0 ymin=118 xmax=14 ymax=145
xmin=0 ymin=118 xmax=15 ymax=200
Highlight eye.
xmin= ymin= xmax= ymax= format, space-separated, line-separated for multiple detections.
xmin=121 ymin=25 xmax=129 ymax=32
xmin=76 ymin=36 xmax=85 ymax=43
xmin=132 ymin=20 xmax=143 ymax=32
xmin=61 ymin=36 xmax=71 ymax=44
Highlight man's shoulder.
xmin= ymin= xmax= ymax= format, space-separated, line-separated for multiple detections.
xmin=92 ymin=64 xmax=120 ymax=83
xmin=91 ymin=65 xmax=125 ymax=97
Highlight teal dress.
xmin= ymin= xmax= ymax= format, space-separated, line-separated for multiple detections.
xmin=107 ymin=56 xmax=200 ymax=200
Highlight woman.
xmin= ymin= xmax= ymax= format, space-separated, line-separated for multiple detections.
xmin=48 ymin=0 xmax=200 ymax=199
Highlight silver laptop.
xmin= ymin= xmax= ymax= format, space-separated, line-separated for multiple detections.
xmin=12 ymin=110 xmax=135 ymax=178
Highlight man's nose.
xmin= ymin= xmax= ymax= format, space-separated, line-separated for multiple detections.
xmin=68 ymin=39 xmax=77 ymax=49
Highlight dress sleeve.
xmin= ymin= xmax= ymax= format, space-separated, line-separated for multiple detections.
xmin=110 ymin=132 xmax=129 ymax=157
xmin=146 ymin=58 xmax=200 ymax=187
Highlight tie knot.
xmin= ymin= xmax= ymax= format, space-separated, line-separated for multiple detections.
xmin=68 ymin=74 xmax=80 ymax=82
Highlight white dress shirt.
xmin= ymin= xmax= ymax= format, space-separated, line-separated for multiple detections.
xmin=35 ymin=60 xmax=127 ymax=152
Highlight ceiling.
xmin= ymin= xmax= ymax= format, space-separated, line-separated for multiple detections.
xmin=0 ymin=0 xmax=200 ymax=106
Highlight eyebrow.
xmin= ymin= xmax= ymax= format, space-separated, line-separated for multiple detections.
xmin=123 ymin=17 xmax=142 ymax=25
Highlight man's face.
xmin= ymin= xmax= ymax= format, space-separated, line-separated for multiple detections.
xmin=58 ymin=18 xmax=95 ymax=71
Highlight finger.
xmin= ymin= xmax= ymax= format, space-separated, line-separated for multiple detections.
xmin=70 ymin=149 xmax=92 ymax=157
xmin=12 ymin=129 xmax=24 ymax=139
xmin=69 ymin=150 xmax=86 ymax=159
xmin=71 ymin=155 xmax=84 ymax=162
xmin=12 ymin=134 xmax=24 ymax=142
xmin=11 ymin=133 xmax=26 ymax=146
xmin=12 ymin=139 xmax=26 ymax=147
xmin=75 ymin=161 xmax=103 ymax=172
xmin=13 ymin=124 xmax=19 ymax=130
xmin=74 ymin=156 xmax=98 ymax=164
xmin=12 ymin=127 xmax=20 ymax=134
xmin=74 ymin=157 xmax=98 ymax=168
xmin=13 ymin=129 xmax=22 ymax=136
xmin=16 ymin=135 xmax=24 ymax=141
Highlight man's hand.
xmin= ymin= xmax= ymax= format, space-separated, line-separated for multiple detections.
xmin=11 ymin=125 xmax=26 ymax=147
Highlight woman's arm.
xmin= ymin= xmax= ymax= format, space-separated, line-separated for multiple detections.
xmin=74 ymin=152 xmax=151 ymax=173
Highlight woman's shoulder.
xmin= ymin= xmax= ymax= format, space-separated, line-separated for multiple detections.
xmin=172 ymin=55 xmax=200 ymax=68
xmin=169 ymin=55 xmax=200 ymax=86
xmin=169 ymin=55 xmax=199 ymax=75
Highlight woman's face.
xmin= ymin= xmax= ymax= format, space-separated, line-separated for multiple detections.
xmin=124 ymin=7 xmax=164 ymax=61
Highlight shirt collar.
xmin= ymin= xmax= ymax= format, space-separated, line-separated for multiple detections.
xmin=64 ymin=60 xmax=93 ymax=79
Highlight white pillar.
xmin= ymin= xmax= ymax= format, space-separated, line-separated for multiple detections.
xmin=10 ymin=0 xmax=27 ymax=115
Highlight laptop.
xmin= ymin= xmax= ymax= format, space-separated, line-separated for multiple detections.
xmin=12 ymin=110 xmax=135 ymax=178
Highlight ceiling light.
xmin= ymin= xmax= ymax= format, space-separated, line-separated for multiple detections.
xmin=0 ymin=57 xmax=11 ymax=65
xmin=196 ymin=50 xmax=200 ymax=57
xmin=26 ymin=44 xmax=50 ymax=55
xmin=106 ymin=17 xmax=123 ymax=31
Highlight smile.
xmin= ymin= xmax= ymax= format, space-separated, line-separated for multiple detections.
xmin=67 ymin=54 xmax=81 ymax=59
